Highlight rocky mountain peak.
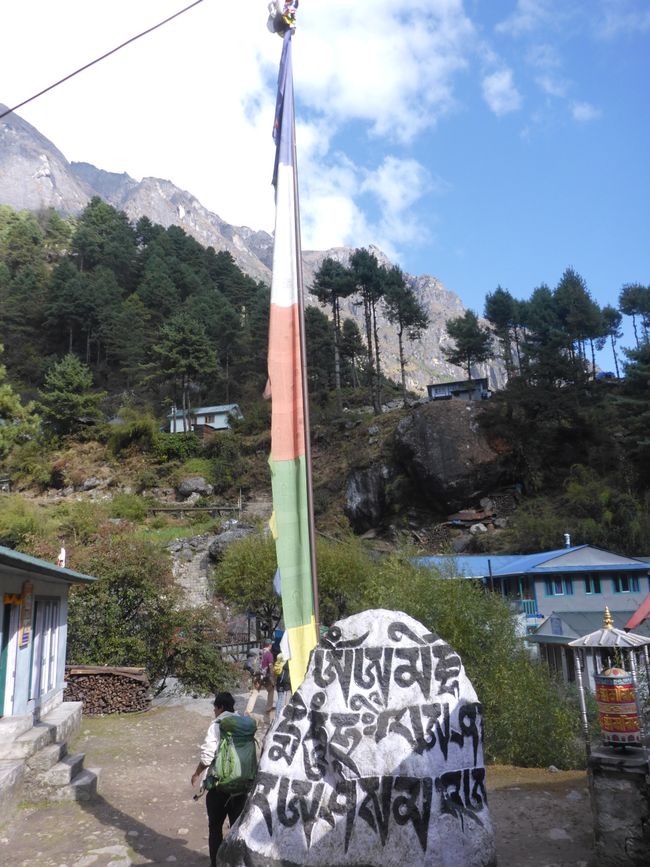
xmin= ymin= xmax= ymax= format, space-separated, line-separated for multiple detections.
xmin=0 ymin=106 xmax=503 ymax=393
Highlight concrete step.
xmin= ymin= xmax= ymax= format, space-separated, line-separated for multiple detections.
xmin=49 ymin=767 xmax=100 ymax=802
xmin=42 ymin=752 xmax=85 ymax=787
xmin=0 ymin=715 xmax=32 ymax=741
xmin=26 ymin=741 xmax=67 ymax=773
xmin=40 ymin=701 xmax=82 ymax=744
xmin=0 ymin=721 xmax=55 ymax=760
xmin=0 ymin=761 xmax=25 ymax=818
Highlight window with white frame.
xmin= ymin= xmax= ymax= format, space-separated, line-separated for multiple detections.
xmin=545 ymin=577 xmax=573 ymax=596
xmin=612 ymin=575 xmax=640 ymax=593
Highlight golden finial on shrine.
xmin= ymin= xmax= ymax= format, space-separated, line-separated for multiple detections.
xmin=603 ymin=607 xmax=614 ymax=630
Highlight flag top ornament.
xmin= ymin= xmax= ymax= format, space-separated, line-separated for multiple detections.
xmin=267 ymin=8 xmax=319 ymax=692
xmin=267 ymin=1 xmax=299 ymax=36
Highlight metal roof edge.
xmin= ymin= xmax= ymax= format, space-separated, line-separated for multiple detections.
xmin=0 ymin=545 xmax=96 ymax=584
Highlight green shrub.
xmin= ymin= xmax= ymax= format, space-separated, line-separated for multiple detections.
xmin=217 ymin=534 xmax=590 ymax=768
xmin=152 ymin=431 xmax=202 ymax=462
xmin=230 ymin=402 xmax=270 ymax=436
xmin=67 ymin=533 xmax=180 ymax=684
xmin=3 ymin=441 xmax=54 ymax=490
xmin=109 ymin=493 xmax=149 ymax=522
xmin=109 ymin=410 xmax=158 ymax=455
xmin=213 ymin=533 xmax=280 ymax=627
xmin=203 ymin=431 xmax=243 ymax=493
xmin=54 ymin=500 xmax=108 ymax=543
xmin=171 ymin=457 xmax=215 ymax=486
xmin=0 ymin=495 xmax=53 ymax=547
xmin=168 ymin=606 xmax=237 ymax=694
xmin=67 ymin=532 xmax=235 ymax=692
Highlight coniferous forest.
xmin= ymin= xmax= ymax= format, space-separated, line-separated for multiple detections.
xmin=2 ymin=197 xmax=650 ymax=767
xmin=1 ymin=195 xmax=649 ymax=556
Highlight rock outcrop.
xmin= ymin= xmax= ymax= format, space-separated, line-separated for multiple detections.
xmin=344 ymin=401 xmax=505 ymax=532
xmin=393 ymin=401 xmax=504 ymax=512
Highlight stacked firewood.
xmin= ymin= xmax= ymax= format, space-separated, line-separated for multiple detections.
xmin=64 ymin=666 xmax=151 ymax=714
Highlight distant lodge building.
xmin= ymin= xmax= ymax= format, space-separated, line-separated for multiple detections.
xmin=416 ymin=545 xmax=650 ymax=690
xmin=427 ymin=377 xmax=491 ymax=402
xmin=167 ymin=404 xmax=243 ymax=435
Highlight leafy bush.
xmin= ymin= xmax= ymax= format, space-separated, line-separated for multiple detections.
xmin=67 ymin=534 xmax=179 ymax=684
xmin=109 ymin=493 xmax=149 ymax=522
xmin=54 ymin=500 xmax=108 ymax=543
xmin=151 ymin=431 xmax=202 ymax=462
xmin=171 ymin=457 xmax=215 ymax=486
xmin=203 ymin=431 xmax=243 ymax=493
xmin=3 ymin=440 xmax=55 ymax=490
xmin=67 ymin=531 xmax=234 ymax=692
xmin=230 ymin=401 xmax=270 ymax=436
xmin=168 ymin=606 xmax=237 ymax=693
xmin=0 ymin=495 xmax=52 ymax=547
xmin=213 ymin=533 xmax=280 ymax=627
xmin=109 ymin=409 xmax=158 ymax=455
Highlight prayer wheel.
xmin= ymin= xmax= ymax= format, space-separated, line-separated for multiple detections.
xmin=594 ymin=667 xmax=641 ymax=746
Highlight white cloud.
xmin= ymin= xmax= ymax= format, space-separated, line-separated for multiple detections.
xmin=571 ymin=101 xmax=602 ymax=122
xmin=526 ymin=43 xmax=562 ymax=70
xmin=595 ymin=0 xmax=650 ymax=38
xmin=296 ymin=1 xmax=476 ymax=142
xmin=536 ymin=74 xmax=568 ymax=98
xmin=361 ymin=157 xmax=430 ymax=216
xmin=495 ymin=0 xmax=552 ymax=36
xmin=481 ymin=69 xmax=523 ymax=115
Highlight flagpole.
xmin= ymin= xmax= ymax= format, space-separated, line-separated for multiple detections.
xmin=289 ymin=46 xmax=320 ymax=631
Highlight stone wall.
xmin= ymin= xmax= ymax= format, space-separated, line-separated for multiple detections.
xmin=588 ymin=749 xmax=650 ymax=866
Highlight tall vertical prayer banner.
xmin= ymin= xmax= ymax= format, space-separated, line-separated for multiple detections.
xmin=268 ymin=28 xmax=318 ymax=690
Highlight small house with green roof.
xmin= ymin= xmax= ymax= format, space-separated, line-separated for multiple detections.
xmin=1 ymin=544 xmax=95 ymax=719
xmin=0 ymin=545 xmax=98 ymax=811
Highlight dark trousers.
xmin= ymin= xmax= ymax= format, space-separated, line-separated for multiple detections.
xmin=206 ymin=787 xmax=246 ymax=866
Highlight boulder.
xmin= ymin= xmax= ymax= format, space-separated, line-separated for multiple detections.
xmin=393 ymin=402 xmax=503 ymax=512
xmin=219 ymin=609 xmax=496 ymax=867
xmin=344 ymin=465 xmax=393 ymax=533
xmin=177 ymin=476 xmax=213 ymax=498
xmin=207 ymin=527 xmax=254 ymax=563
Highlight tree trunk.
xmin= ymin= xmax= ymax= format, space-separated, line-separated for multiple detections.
xmin=332 ymin=297 xmax=343 ymax=413
xmin=362 ymin=295 xmax=379 ymax=414
xmin=611 ymin=335 xmax=620 ymax=379
xmin=371 ymin=299 xmax=382 ymax=413
xmin=398 ymin=326 xmax=407 ymax=407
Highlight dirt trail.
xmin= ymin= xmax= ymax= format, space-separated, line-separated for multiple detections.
xmin=0 ymin=693 xmax=595 ymax=866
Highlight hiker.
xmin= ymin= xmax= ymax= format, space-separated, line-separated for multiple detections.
xmin=244 ymin=639 xmax=275 ymax=719
xmin=191 ymin=692 xmax=255 ymax=867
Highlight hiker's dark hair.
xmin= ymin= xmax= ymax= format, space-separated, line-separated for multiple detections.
xmin=213 ymin=691 xmax=235 ymax=712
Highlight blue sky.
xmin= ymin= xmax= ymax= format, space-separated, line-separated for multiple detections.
xmin=1 ymin=0 xmax=648 ymax=359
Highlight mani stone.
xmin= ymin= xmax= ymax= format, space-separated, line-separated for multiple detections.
xmin=218 ymin=609 xmax=496 ymax=867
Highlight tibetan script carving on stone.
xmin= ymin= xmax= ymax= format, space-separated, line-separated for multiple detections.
xmin=218 ymin=609 xmax=496 ymax=866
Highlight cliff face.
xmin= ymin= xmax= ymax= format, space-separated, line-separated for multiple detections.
xmin=0 ymin=105 xmax=93 ymax=214
xmin=0 ymin=106 xmax=504 ymax=394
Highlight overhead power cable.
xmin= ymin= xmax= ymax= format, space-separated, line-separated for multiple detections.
xmin=0 ymin=0 xmax=205 ymax=121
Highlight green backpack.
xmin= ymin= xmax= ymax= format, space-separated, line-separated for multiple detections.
xmin=204 ymin=714 xmax=258 ymax=795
